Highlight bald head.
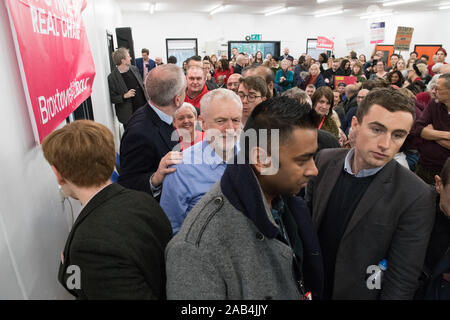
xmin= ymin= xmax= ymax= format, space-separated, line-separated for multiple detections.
xmin=345 ymin=84 xmax=358 ymax=98
xmin=243 ymin=66 xmax=274 ymax=98
xmin=356 ymin=89 xmax=370 ymax=106
xmin=145 ymin=64 xmax=186 ymax=107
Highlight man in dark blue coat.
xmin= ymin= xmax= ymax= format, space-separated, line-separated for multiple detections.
xmin=135 ymin=48 xmax=156 ymax=81
xmin=118 ymin=64 xmax=186 ymax=199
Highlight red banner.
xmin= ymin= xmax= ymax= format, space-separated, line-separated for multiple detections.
xmin=317 ymin=36 xmax=334 ymax=50
xmin=6 ymin=0 xmax=96 ymax=143
xmin=334 ymin=76 xmax=357 ymax=86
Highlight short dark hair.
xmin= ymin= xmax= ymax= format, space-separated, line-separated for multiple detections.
xmin=390 ymin=53 xmax=400 ymax=59
xmin=186 ymin=55 xmax=202 ymax=64
xmin=241 ymin=96 xmax=318 ymax=159
xmin=167 ymin=56 xmax=177 ymax=64
xmin=141 ymin=48 xmax=149 ymax=55
xmin=440 ymin=158 xmax=450 ymax=186
xmin=239 ymin=76 xmax=268 ymax=98
xmin=356 ymin=87 xmax=416 ymax=123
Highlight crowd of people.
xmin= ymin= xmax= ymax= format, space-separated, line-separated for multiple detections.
xmin=46 ymin=44 xmax=450 ymax=300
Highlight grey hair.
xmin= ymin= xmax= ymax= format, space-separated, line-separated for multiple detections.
xmin=112 ymin=47 xmax=128 ymax=66
xmin=174 ymin=102 xmax=198 ymax=118
xmin=439 ymin=73 xmax=450 ymax=89
xmin=281 ymin=87 xmax=312 ymax=107
xmin=145 ymin=64 xmax=186 ymax=106
xmin=236 ymin=54 xmax=246 ymax=64
xmin=200 ymin=88 xmax=243 ymax=118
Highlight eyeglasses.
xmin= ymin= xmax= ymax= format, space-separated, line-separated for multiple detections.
xmin=238 ymin=92 xmax=262 ymax=102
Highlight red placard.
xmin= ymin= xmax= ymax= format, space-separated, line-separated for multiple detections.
xmin=334 ymin=76 xmax=357 ymax=86
xmin=6 ymin=0 xmax=96 ymax=143
xmin=317 ymin=36 xmax=334 ymax=50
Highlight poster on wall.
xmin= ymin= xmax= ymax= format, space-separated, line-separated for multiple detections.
xmin=370 ymin=22 xmax=385 ymax=44
xmin=5 ymin=0 xmax=96 ymax=143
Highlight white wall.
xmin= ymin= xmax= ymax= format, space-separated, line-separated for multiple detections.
xmin=121 ymin=10 xmax=450 ymax=62
xmin=0 ymin=0 xmax=122 ymax=299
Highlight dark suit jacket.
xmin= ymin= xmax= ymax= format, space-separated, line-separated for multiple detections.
xmin=107 ymin=65 xmax=147 ymax=124
xmin=135 ymin=57 xmax=156 ymax=80
xmin=58 ymin=183 xmax=172 ymax=299
xmin=305 ymin=148 xmax=436 ymax=300
xmin=118 ymin=104 xmax=178 ymax=195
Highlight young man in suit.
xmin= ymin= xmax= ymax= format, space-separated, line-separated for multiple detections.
xmin=306 ymin=88 xmax=436 ymax=299
xmin=135 ymin=48 xmax=156 ymax=80
xmin=42 ymin=120 xmax=172 ymax=299
xmin=118 ymin=63 xmax=185 ymax=199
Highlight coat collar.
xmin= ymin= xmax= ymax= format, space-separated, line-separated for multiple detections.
xmin=61 ymin=184 xmax=126 ymax=265
xmin=220 ymin=157 xmax=280 ymax=239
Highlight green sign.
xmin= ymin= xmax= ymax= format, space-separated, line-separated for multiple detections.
xmin=250 ymin=34 xmax=262 ymax=41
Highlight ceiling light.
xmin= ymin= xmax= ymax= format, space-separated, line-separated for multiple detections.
xmin=317 ymin=0 xmax=329 ymax=3
xmin=360 ymin=11 xmax=393 ymax=19
xmin=265 ymin=7 xmax=288 ymax=16
xmin=210 ymin=5 xmax=226 ymax=15
xmin=439 ymin=5 xmax=450 ymax=9
xmin=314 ymin=9 xmax=344 ymax=17
xmin=148 ymin=3 xmax=155 ymax=14
xmin=382 ymin=0 xmax=421 ymax=6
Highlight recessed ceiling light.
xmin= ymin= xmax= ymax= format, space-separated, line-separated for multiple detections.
xmin=360 ymin=11 xmax=394 ymax=19
xmin=439 ymin=5 xmax=450 ymax=9
xmin=210 ymin=5 xmax=226 ymax=15
xmin=383 ymin=0 xmax=421 ymax=6
xmin=264 ymin=7 xmax=288 ymax=16
xmin=314 ymin=7 xmax=344 ymax=17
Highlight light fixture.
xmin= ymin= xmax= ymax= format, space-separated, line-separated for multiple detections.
xmin=264 ymin=6 xmax=287 ymax=16
xmin=439 ymin=5 xmax=450 ymax=9
xmin=148 ymin=3 xmax=155 ymax=14
xmin=382 ymin=0 xmax=421 ymax=6
xmin=317 ymin=0 xmax=329 ymax=3
xmin=314 ymin=8 xmax=344 ymax=17
xmin=360 ymin=11 xmax=393 ymax=19
xmin=210 ymin=5 xmax=226 ymax=15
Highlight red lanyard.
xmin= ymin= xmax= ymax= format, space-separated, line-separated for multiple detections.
xmin=318 ymin=116 xmax=325 ymax=130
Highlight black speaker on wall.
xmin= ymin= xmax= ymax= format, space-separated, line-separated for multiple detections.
xmin=115 ymin=27 xmax=136 ymax=65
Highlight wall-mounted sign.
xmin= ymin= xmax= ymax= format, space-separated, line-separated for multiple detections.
xmin=370 ymin=22 xmax=385 ymax=44
xmin=6 ymin=0 xmax=96 ymax=143
xmin=316 ymin=36 xmax=334 ymax=50
xmin=250 ymin=34 xmax=262 ymax=41
xmin=394 ymin=26 xmax=414 ymax=51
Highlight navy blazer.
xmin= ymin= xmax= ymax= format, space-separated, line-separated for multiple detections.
xmin=135 ymin=57 xmax=156 ymax=80
xmin=118 ymin=104 xmax=178 ymax=195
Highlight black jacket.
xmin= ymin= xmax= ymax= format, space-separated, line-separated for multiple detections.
xmin=118 ymin=104 xmax=178 ymax=195
xmin=107 ymin=66 xmax=147 ymax=124
xmin=58 ymin=183 xmax=172 ymax=299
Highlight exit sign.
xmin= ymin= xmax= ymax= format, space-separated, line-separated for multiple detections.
xmin=250 ymin=34 xmax=262 ymax=41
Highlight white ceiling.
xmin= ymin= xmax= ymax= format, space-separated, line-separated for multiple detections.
xmin=116 ymin=0 xmax=447 ymax=17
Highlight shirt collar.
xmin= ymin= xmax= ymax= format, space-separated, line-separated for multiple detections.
xmin=201 ymin=140 xmax=240 ymax=170
xmin=149 ymin=102 xmax=173 ymax=125
xmin=344 ymin=148 xmax=385 ymax=178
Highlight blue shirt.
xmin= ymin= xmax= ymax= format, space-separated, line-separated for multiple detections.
xmin=160 ymin=140 xmax=238 ymax=234
xmin=344 ymin=148 xmax=385 ymax=178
